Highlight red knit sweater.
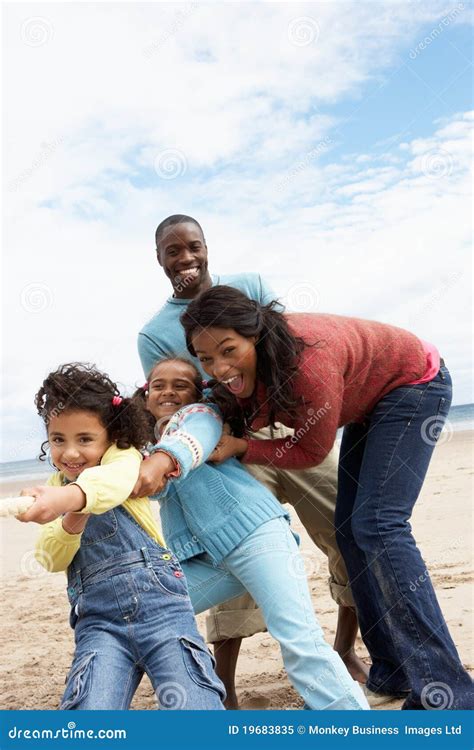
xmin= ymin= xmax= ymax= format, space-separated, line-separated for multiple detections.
xmin=240 ymin=313 xmax=428 ymax=469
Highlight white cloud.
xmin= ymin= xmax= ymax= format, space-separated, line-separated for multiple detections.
xmin=2 ymin=3 xmax=472 ymax=460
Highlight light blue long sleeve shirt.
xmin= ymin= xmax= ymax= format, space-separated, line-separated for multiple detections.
xmin=138 ymin=272 xmax=277 ymax=378
xmin=152 ymin=403 xmax=290 ymax=563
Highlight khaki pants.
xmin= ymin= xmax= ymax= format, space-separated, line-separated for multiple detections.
xmin=205 ymin=425 xmax=353 ymax=643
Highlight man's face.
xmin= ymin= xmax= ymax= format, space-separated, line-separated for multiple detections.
xmin=157 ymin=222 xmax=209 ymax=297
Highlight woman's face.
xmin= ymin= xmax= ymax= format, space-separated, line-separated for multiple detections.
xmin=192 ymin=327 xmax=257 ymax=398
xmin=146 ymin=360 xmax=199 ymax=421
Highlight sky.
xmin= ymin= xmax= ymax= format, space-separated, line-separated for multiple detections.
xmin=2 ymin=1 xmax=473 ymax=462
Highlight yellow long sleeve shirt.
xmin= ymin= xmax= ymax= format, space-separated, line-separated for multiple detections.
xmin=35 ymin=444 xmax=165 ymax=573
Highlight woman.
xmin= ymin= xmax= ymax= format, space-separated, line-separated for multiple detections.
xmin=180 ymin=284 xmax=473 ymax=710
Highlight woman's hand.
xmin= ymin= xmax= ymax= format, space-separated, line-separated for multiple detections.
xmin=17 ymin=485 xmax=86 ymax=525
xmin=130 ymin=452 xmax=176 ymax=498
xmin=208 ymin=434 xmax=248 ymax=464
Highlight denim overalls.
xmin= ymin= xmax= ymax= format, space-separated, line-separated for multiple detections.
xmin=61 ymin=505 xmax=225 ymax=710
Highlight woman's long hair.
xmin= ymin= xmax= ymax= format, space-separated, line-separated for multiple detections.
xmin=180 ymin=285 xmax=310 ymax=434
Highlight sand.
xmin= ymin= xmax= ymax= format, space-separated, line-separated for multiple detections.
xmin=0 ymin=431 xmax=472 ymax=711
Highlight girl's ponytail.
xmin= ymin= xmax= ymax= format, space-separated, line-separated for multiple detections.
xmin=106 ymin=395 xmax=151 ymax=451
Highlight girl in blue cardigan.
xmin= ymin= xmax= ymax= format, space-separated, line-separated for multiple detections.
xmin=133 ymin=358 xmax=369 ymax=711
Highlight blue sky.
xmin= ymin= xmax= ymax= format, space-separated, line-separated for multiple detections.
xmin=330 ymin=27 xmax=472 ymax=152
xmin=3 ymin=2 xmax=473 ymax=462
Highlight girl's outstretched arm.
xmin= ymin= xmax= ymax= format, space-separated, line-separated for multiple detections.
xmin=73 ymin=445 xmax=143 ymax=514
xmin=18 ymin=445 xmax=143 ymax=524
xmin=18 ymin=484 xmax=86 ymax=525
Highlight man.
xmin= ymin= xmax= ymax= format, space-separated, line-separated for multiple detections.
xmin=138 ymin=214 xmax=368 ymax=709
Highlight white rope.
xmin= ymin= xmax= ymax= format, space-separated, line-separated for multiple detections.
xmin=0 ymin=496 xmax=35 ymax=517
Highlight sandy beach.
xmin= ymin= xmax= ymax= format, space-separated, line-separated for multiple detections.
xmin=0 ymin=431 xmax=472 ymax=711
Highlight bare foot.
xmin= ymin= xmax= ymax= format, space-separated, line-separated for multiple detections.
xmin=224 ymin=691 xmax=240 ymax=710
xmin=240 ymin=695 xmax=271 ymax=710
xmin=213 ymin=637 xmax=242 ymax=710
xmin=341 ymin=649 xmax=370 ymax=684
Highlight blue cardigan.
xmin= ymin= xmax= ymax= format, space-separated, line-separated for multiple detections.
xmin=152 ymin=403 xmax=291 ymax=563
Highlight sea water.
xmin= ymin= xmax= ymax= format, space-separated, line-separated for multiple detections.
xmin=1 ymin=404 xmax=472 ymax=487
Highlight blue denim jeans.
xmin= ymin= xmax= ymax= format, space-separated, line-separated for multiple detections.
xmin=61 ymin=549 xmax=225 ymax=710
xmin=335 ymin=365 xmax=474 ymax=710
xmin=182 ymin=517 xmax=369 ymax=710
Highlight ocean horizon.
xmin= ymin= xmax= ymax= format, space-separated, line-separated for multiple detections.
xmin=1 ymin=402 xmax=472 ymax=485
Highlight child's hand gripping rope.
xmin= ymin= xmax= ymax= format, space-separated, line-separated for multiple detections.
xmin=9 ymin=485 xmax=87 ymax=524
xmin=0 ymin=495 xmax=35 ymax=517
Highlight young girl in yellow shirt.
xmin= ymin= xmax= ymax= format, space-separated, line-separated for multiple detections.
xmin=19 ymin=363 xmax=225 ymax=711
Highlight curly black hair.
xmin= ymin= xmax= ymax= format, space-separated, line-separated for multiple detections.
xmin=35 ymin=363 xmax=151 ymax=460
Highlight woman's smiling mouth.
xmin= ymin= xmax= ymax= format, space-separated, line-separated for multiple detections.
xmin=222 ymin=374 xmax=245 ymax=395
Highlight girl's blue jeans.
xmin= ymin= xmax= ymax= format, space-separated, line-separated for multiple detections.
xmin=60 ymin=549 xmax=225 ymax=710
xmin=182 ymin=516 xmax=370 ymax=710
xmin=335 ymin=365 xmax=474 ymax=709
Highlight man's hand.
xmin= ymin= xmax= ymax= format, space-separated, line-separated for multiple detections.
xmin=208 ymin=435 xmax=248 ymax=464
xmin=17 ymin=485 xmax=86 ymax=525
xmin=130 ymin=452 xmax=176 ymax=498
